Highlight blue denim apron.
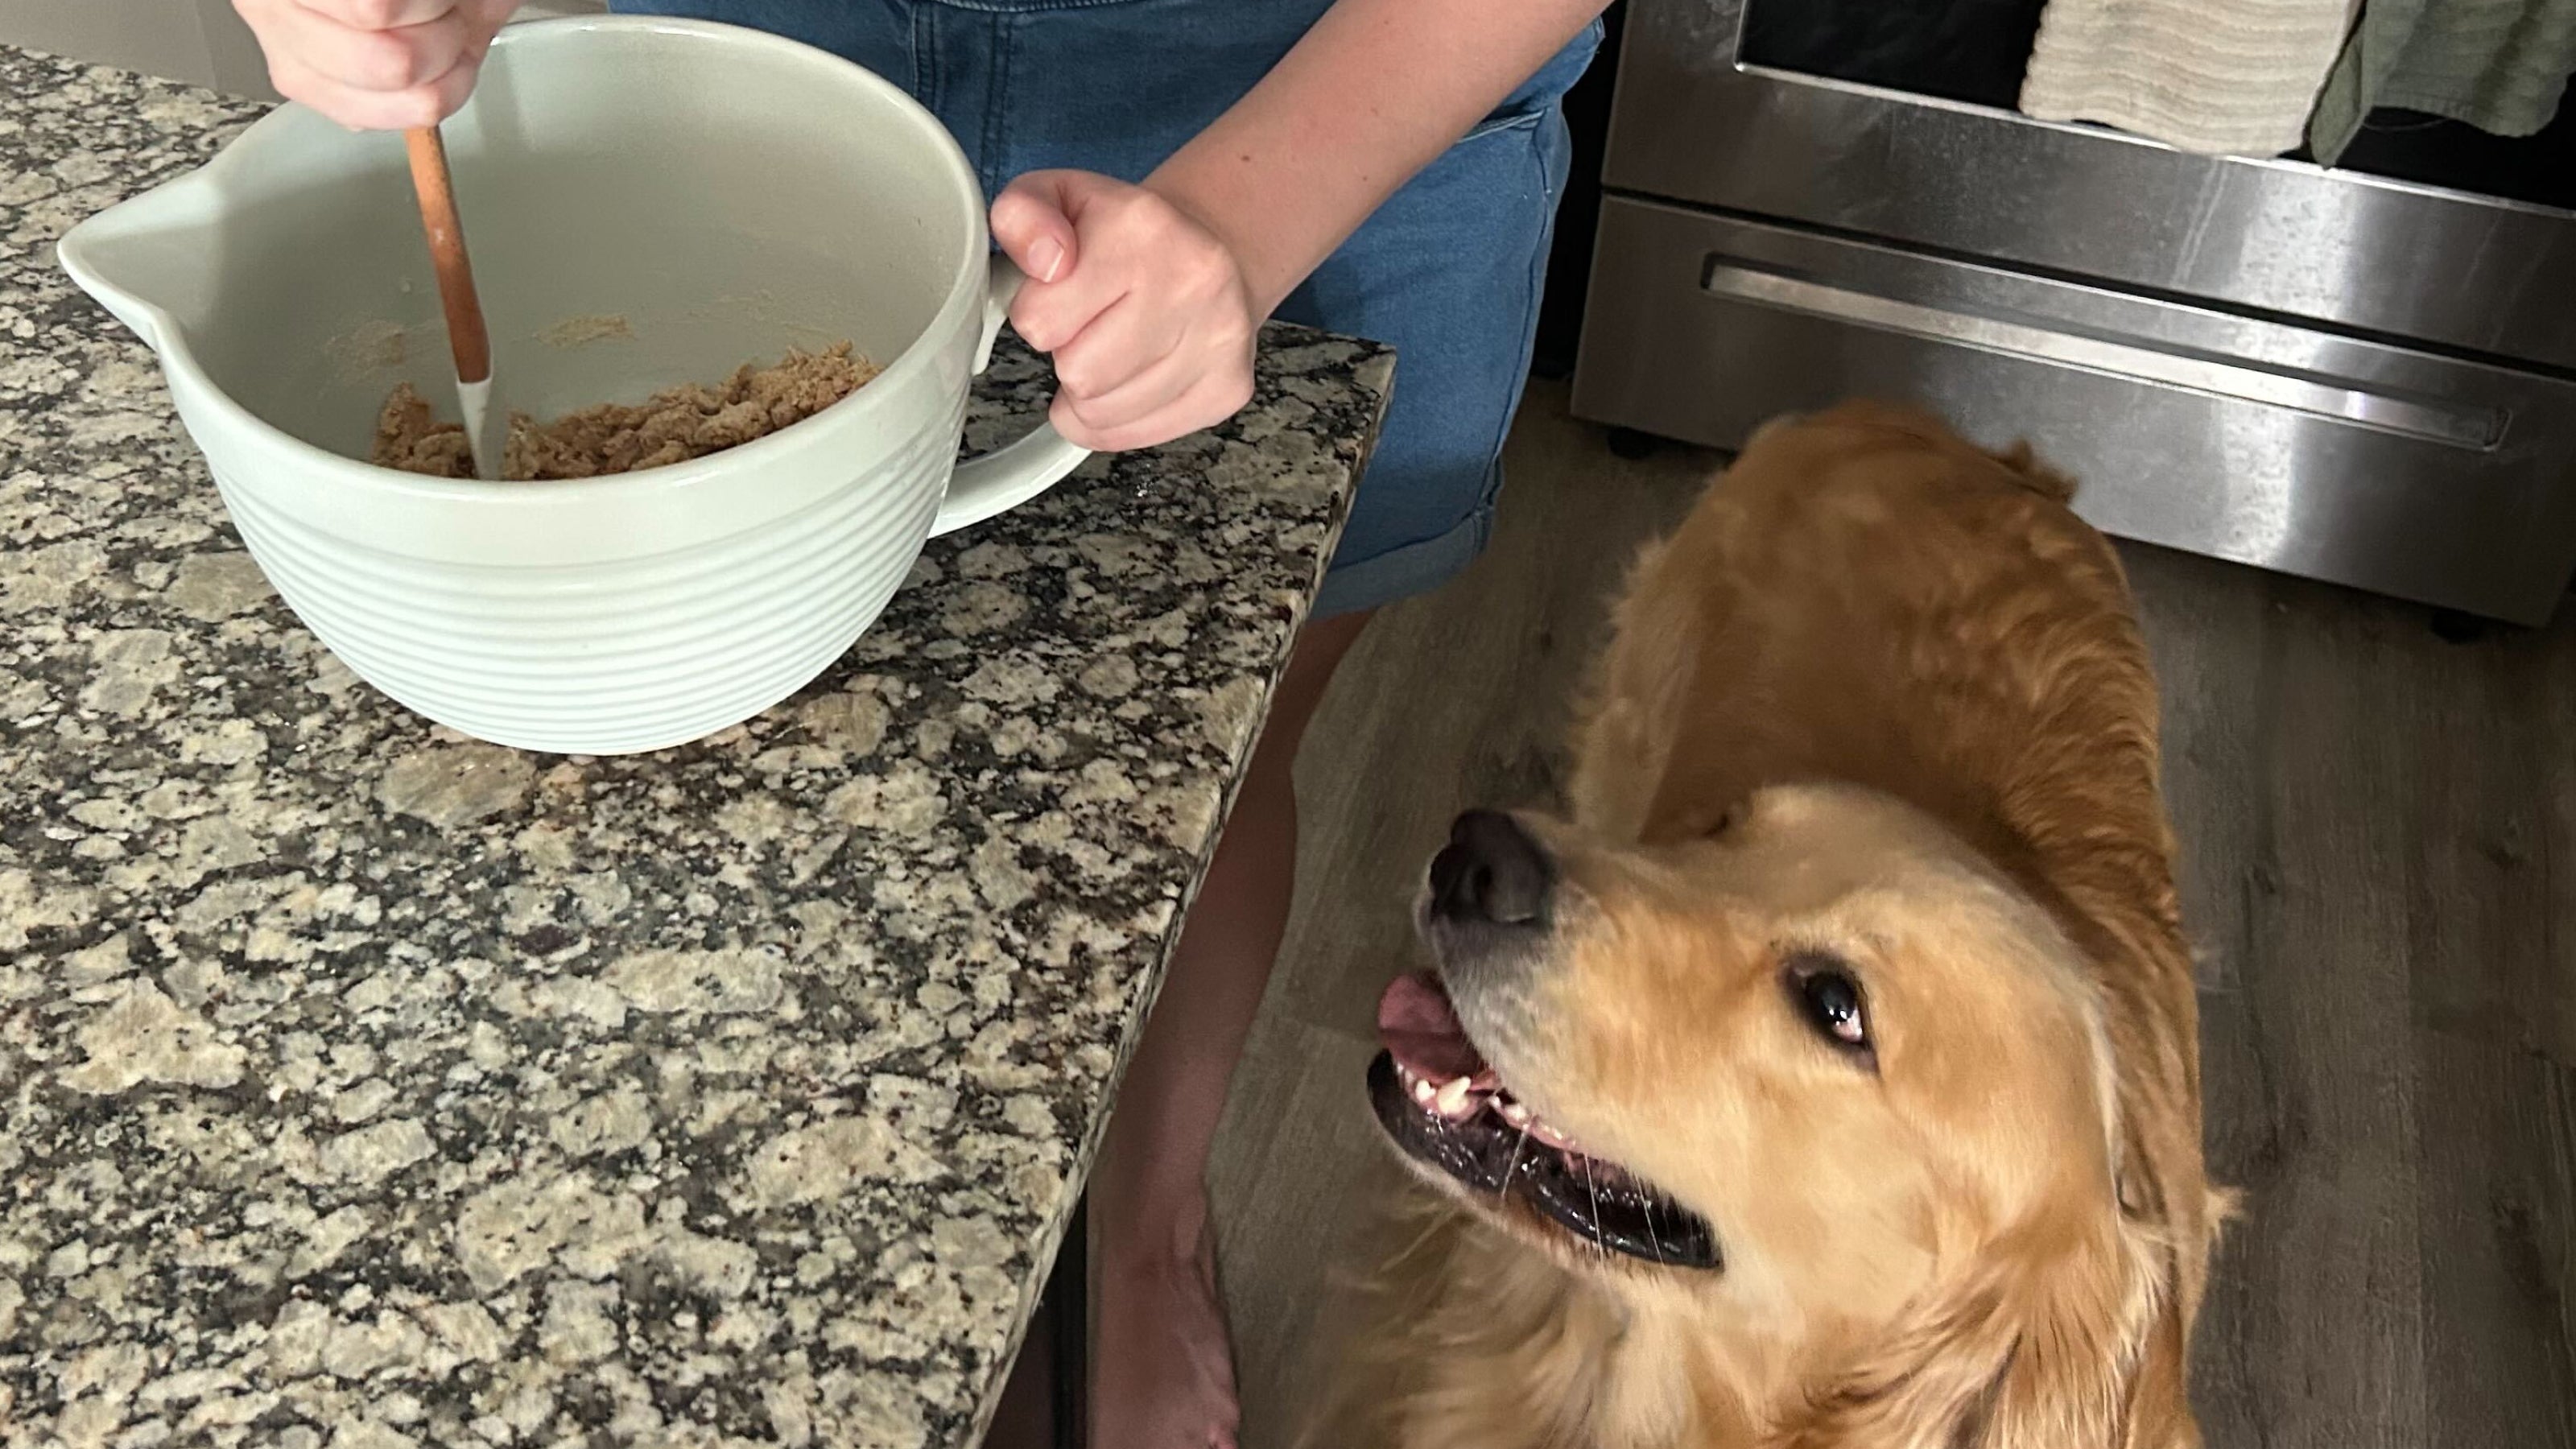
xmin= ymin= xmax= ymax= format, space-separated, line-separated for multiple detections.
xmin=613 ymin=0 xmax=1601 ymax=616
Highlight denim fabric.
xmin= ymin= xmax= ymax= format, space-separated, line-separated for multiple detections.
xmin=612 ymin=0 xmax=1600 ymax=615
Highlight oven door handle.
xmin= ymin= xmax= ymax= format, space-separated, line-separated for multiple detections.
xmin=1699 ymin=258 xmax=2504 ymax=451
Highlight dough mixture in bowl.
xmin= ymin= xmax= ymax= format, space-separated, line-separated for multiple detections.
xmin=371 ymin=343 xmax=881 ymax=481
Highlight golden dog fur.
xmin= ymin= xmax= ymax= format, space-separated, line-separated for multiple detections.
xmin=1313 ymin=402 xmax=2228 ymax=1448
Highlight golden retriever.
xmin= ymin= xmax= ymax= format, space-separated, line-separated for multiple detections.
xmin=1319 ymin=402 xmax=2228 ymax=1449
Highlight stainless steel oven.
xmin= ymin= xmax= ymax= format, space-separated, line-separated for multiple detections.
xmin=1570 ymin=0 xmax=2576 ymax=624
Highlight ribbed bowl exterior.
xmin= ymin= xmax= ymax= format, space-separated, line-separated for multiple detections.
xmin=209 ymin=398 xmax=960 ymax=755
xmin=58 ymin=18 xmax=1026 ymax=754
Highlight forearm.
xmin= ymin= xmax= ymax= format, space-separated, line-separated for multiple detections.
xmin=1145 ymin=0 xmax=1605 ymax=317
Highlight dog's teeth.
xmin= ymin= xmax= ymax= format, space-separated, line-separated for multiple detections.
xmin=1497 ymin=1100 xmax=1532 ymax=1128
xmin=1434 ymin=1076 xmax=1475 ymax=1118
xmin=1411 ymin=1076 xmax=1438 ymax=1108
xmin=1530 ymin=1120 xmax=1579 ymax=1150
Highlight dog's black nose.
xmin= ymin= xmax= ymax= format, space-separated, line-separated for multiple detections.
xmin=1428 ymin=810 xmax=1553 ymax=927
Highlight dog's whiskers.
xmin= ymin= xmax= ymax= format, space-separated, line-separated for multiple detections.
xmin=1582 ymin=1154 xmax=1606 ymax=1255
xmin=1498 ymin=1121 xmax=1532 ymax=1206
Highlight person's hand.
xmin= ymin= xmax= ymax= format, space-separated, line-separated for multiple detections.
xmin=232 ymin=0 xmax=519 ymax=130
xmin=989 ymin=171 xmax=1262 ymax=453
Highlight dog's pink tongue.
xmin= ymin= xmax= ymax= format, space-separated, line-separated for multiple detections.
xmin=1377 ymin=972 xmax=1488 ymax=1081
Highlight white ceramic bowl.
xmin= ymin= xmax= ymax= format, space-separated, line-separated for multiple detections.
xmin=59 ymin=17 xmax=1086 ymax=754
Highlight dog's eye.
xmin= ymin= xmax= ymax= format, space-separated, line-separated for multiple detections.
xmin=1785 ymin=957 xmax=1874 ymax=1063
xmin=1799 ymin=972 xmax=1864 ymax=1044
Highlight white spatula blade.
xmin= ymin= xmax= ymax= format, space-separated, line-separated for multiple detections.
xmin=458 ymin=377 xmax=505 ymax=481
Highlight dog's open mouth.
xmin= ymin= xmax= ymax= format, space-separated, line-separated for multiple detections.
xmin=1368 ymin=972 xmax=1721 ymax=1270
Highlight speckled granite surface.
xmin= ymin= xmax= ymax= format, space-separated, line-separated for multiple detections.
xmin=0 ymin=46 xmax=1386 ymax=1449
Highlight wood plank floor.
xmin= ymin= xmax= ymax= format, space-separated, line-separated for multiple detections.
xmin=1205 ymin=381 xmax=2576 ymax=1447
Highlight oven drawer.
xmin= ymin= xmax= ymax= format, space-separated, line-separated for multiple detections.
xmin=1570 ymin=196 xmax=2576 ymax=624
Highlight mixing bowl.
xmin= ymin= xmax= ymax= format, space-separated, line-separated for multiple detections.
xmin=59 ymin=16 xmax=1088 ymax=754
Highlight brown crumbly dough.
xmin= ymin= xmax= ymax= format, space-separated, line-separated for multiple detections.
xmin=538 ymin=314 xmax=634 ymax=349
xmin=370 ymin=342 xmax=880 ymax=481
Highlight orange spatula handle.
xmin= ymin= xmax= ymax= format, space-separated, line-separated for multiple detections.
xmin=404 ymin=125 xmax=491 ymax=387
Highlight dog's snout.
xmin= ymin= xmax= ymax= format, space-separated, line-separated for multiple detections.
xmin=1429 ymin=810 xmax=1553 ymax=927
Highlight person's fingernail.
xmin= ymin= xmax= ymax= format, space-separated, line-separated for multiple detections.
xmin=1029 ymin=237 xmax=1065 ymax=283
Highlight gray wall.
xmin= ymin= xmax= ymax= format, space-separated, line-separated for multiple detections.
xmin=0 ymin=0 xmax=607 ymax=95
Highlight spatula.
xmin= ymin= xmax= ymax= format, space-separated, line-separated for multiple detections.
xmin=403 ymin=125 xmax=505 ymax=480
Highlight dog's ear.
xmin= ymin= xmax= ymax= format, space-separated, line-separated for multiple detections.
xmin=1981 ymin=439 xmax=2078 ymax=505
xmin=1771 ymin=1208 xmax=2194 ymax=1449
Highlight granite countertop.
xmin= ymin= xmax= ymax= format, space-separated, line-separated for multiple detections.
xmin=0 ymin=46 xmax=1388 ymax=1449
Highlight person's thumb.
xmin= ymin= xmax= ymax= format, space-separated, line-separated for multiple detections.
xmin=989 ymin=171 xmax=1083 ymax=286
